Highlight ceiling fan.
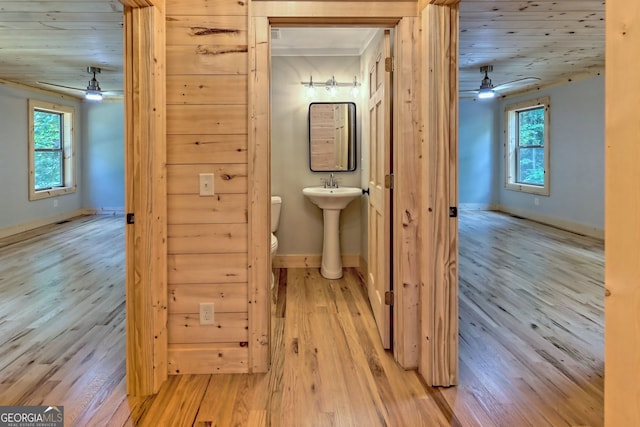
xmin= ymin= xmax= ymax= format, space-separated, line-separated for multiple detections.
xmin=38 ymin=67 xmax=123 ymax=101
xmin=460 ymin=65 xmax=540 ymax=100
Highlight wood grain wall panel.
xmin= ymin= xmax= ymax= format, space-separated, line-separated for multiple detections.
xmin=166 ymin=0 xmax=247 ymax=16
xmin=168 ymin=343 xmax=248 ymax=375
xmin=167 ymin=75 xmax=248 ymax=105
xmin=168 ymin=224 xmax=247 ymax=254
xmin=167 ymin=194 xmax=247 ymax=224
xmin=168 ymin=313 xmax=248 ymax=343
xmin=167 ymin=164 xmax=248 ymax=195
xmin=166 ymin=46 xmax=247 ymax=75
xmin=166 ymin=16 xmax=247 ymax=46
xmin=164 ymin=0 xmax=250 ymax=377
xmin=168 ymin=254 xmax=248 ymax=284
xmin=168 ymin=283 xmax=248 ymax=314
xmin=167 ymin=105 xmax=247 ymax=135
xmin=167 ymin=135 xmax=248 ymax=165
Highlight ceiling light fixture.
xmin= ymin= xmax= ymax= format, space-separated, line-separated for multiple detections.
xmin=477 ymin=65 xmax=496 ymax=99
xmin=478 ymin=88 xmax=496 ymax=99
xmin=85 ymin=66 xmax=103 ymax=101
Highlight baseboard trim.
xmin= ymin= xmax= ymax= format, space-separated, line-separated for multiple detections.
xmin=0 ymin=209 xmax=87 ymax=239
xmin=274 ymin=254 xmax=360 ymax=269
xmin=82 ymin=207 xmax=125 ymax=215
xmin=497 ymin=205 xmax=604 ymax=240
xmin=459 ymin=203 xmax=498 ymax=211
xmin=358 ymin=256 xmax=368 ymax=281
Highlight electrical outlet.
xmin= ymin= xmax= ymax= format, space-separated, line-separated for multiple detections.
xmin=199 ymin=302 xmax=215 ymax=325
xmin=199 ymin=173 xmax=215 ymax=196
xmin=534 ymin=197 xmax=539 ymax=206
xmin=53 ymin=199 xmax=58 ymax=208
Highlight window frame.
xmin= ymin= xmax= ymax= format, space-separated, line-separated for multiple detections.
xmin=28 ymin=100 xmax=76 ymax=201
xmin=504 ymin=96 xmax=550 ymax=196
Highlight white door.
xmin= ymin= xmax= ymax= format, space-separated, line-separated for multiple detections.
xmin=367 ymin=30 xmax=392 ymax=349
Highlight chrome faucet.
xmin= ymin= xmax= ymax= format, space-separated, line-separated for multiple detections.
xmin=322 ymin=173 xmax=339 ymax=189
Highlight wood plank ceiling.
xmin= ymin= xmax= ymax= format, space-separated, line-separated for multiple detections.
xmin=0 ymin=0 xmax=604 ymax=99
xmin=0 ymin=0 xmax=124 ymax=99
xmin=458 ymin=0 xmax=605 ymax=97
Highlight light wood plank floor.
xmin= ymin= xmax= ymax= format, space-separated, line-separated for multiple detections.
xmin=0 ymin=211 xmax=604 ymax=426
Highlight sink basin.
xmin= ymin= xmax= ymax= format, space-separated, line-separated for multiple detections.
xmin=302 ymin=186 xmax=362 ymax=210
xmin=303 ymin=186 xmax=361 ymax=279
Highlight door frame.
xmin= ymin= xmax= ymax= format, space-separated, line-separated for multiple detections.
xmin=121 ymin=0 xmax=168 ymax=396
xmin=249 ymin=2 xmax=428 ymax=372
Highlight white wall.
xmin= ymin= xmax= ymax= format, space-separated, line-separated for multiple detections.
xmin=0 ymin=83 xmax=84 ymax=231
xmin=271 ymin=56 xmax=363 ymax=256
xmin=459 ymin=99 xmax=499 ymax=209
xmin=82 ymin=101 xmax=125 ymax=213
xmin=497 ymin=75 xmax=604 ymax=235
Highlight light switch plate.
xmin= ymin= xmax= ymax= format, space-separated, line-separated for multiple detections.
xmin=199 ymin=302 xmax=215 ymax=325
xmin=199 ymin=173 xmax=215 ymax=196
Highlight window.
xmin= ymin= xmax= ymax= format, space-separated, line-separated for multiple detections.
xmin=28 ymin=100 xmax=76 ymax=200
xmin=504 ymin=96 xmax=550 ymax=195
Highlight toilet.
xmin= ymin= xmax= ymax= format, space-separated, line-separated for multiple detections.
xmin=271 ymin=195 xmax=282 ymax=288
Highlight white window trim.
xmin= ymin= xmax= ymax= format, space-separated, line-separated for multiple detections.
xmin=504 ymin=96 xmax=550 ymax=196
xmin=28 ymin=99 xmax=76 ymax=201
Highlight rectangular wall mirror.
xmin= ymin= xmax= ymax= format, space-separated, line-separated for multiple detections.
xmin=308 ymin=102 xmax=357 ymax=172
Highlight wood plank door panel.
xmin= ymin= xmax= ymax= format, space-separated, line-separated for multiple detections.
xmin=367 ymin=30 xmax=392 ymax=349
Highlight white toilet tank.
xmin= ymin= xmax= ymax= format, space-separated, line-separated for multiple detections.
xmin=271 ymin=196 xmax=282 ymax=233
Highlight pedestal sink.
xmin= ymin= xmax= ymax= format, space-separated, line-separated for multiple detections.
xmin=303 ymin=186 xmax=361 ymax=279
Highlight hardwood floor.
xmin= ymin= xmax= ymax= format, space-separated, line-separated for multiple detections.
xmin=0 ymin=215 xmax=126 ymax=422
xmin=450 ymin=211 xmax=603 ymax=427
xmin=0 ymin=211 xmax=604 ymax=426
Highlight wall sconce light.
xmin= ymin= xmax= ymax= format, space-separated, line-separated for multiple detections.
xmin=351 ymin=76 xmax=360 ymax=97
xmin=301 ymin=75 xmax=361 ymax=97
xmin=305 ymin=75 xmax=316 ymax=97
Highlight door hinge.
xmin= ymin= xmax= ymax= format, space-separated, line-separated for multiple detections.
xmin=384 ymin=291 xmax=394 ymax=306
xmin=126 ymin=213 xmax=135 ymax=224
xmin=385 ymin=56 xmax=394 ymax=73
xmin=449 ymin=207 xmax=458 ymax=218
xmin=385 ymin=173 xmax=394 ymax=189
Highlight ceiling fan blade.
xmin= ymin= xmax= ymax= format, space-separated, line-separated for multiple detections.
xmin=102 ymin=90 xmax=124 ymax=95
xmin=493 ymin=77 xmax=540 ymax=92
xmin=459 ymin=89 xmax=480 ymax=97
xmin=459 ymin=93 xmax=480 ymax=100
xmin=37 ymin=81 xmax=85 ymax=92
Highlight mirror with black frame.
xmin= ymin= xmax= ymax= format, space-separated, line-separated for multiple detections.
xmin=308 ymin=102 xmax=356 ymax=172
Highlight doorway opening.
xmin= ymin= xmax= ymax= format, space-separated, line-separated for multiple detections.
xmin=269 ymin=26 xmax=395 ymax=353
